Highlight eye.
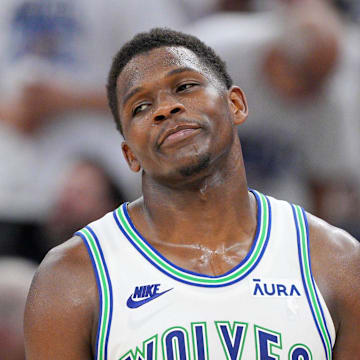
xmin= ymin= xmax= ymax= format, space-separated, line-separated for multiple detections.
xmin=132 ymin=103 xmax=149 ymax=116
xmin=176 ymin=83 xmax=198 ymax=92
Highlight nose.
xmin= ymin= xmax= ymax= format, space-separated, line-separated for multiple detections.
xmin=152 ymin=93 xmax=185 ymax=122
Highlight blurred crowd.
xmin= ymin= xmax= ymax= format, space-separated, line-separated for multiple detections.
xmin=0 ymin=0 xmax=359 ymax=358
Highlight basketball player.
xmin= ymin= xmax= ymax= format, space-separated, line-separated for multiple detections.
xmin=24 ymin=28 xmax=360 ymax=359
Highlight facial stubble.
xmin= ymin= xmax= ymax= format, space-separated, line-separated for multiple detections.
xmin=179 ymin=152 xmax=211 ymax=177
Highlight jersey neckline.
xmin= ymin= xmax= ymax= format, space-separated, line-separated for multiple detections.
xmin=113 ymin=189 xmax=272 ymax=287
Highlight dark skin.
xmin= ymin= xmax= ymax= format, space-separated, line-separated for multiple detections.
xmin=24 ymin=46 xmax=360 ymax=359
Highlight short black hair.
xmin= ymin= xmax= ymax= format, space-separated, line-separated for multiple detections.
xmin=106 ymin=27 xmax=233 ymax=135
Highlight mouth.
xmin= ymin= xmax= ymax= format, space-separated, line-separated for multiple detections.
xmin=157 ymin=124 xmax=202 ymax=148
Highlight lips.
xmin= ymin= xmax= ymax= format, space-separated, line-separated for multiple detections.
xmin=157 ymin=124 xmax=201 ymax=148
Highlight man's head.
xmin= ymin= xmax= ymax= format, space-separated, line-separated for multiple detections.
xmin=107 ymin=28 xmax=233 ymax=135
xmin=107 ymin=28 xmax=248 ymax=185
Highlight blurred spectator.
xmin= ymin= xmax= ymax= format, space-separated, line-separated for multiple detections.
xmin=311 ymin=177 xmax=360 ymax=239
xmin=178 ymin=0 xmax=280 ymax=21
xmin=188 ymin=0 xmax=360 ymax=238
xmin=0 ymin=257 xmax=36 ymax=360
xmin=0 ymin=0 xmax=190 ymax=260
xmin=310 ymin=3 xmax=360 ymax=237
xmin=333 ymin=0 xmax=360 ymax=23
xmin=177 ymin=0 xmax=219 ymax=22
xmin=41 ymin=157 xmax=125 ymax=252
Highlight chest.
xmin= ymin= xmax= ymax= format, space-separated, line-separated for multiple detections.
xmin=78 ymin=193 xmax=335 ymax=359
xmin=107 ymin=270 xmax=327 ymax=359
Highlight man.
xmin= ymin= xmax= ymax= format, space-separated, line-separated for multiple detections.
xmin=24 ymin=28 xmax=360 ymax=359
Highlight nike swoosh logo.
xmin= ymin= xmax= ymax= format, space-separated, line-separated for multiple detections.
xmin=126 ymin=288 xmax=173 ymax=309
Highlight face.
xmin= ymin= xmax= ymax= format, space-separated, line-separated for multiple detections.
xmin=118 ymin=46 xmax=247 ymax=184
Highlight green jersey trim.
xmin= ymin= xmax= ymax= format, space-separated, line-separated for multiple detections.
xmin=292 ymin=205 xmax=333 ymax=360
xmin=113 ymin=190 xmax=272 ymax=287
xmin=75 ymin=226 xmax=113 ymax=360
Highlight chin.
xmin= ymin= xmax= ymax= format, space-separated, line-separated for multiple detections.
xmin=178 ymin=153 xmax=211 ymax=177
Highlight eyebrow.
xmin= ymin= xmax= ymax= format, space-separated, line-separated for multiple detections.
xmin=122 ymin=86 xmax=143 ymax=108
xmin=121 ymin=67 xmax=199 ymax=107
xmin=165 ymin=66 xmax=198 ymax=77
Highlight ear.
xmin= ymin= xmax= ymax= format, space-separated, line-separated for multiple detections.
xmin=121 ymin=141 xmax=141 ymax=173
xmin=228 ymin=86 xmax=248 ymax=125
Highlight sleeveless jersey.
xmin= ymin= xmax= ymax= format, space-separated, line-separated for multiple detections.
xmin=75 ymin=190 xmax=335 ymax=360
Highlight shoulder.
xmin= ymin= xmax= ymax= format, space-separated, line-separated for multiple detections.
xmin=24 ymin=236 xmax=98 ymax=358
xmin=30 ymin=235 xmax=97 ymax=297
xmin=307 ymin=212 xmax=360 ymax=270
xmin=306 ymin=212 xmax=360 ymax=331
xmin=26 ymin=235 xmax=98 ymax=318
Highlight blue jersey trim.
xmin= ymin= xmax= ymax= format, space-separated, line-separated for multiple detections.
xmin=302 ymin=208 xmax=333 ymax=348
xmin=113 ymin=190 xmax=272 ymax=287
xmin=291 ymin=205 xmax=329 ymax=360
xmin=86 ymin=225 xmax=114 ymax=360
xmin=75 ymin=231 xmax=103 ymax=360
xmin=123 ymin=190 xmax=263 ymax=279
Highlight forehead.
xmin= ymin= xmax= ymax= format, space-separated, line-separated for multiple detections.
xmin=117 ymin=46 xmax=214 ymax=99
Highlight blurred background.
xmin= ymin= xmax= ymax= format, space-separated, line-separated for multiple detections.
xmin=0 ymin=0 xmax=359 ymax=358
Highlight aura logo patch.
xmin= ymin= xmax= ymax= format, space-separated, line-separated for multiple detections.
xmin=127 ymin=284 xmax=173 ymax=309
xmin=250 ymin=278 xmax=301 ymax=297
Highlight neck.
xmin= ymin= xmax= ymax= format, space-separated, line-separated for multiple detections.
xmin=133 ymin=140 xmax=256 ymax=251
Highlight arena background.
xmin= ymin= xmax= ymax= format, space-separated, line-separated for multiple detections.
xmin=0 ymin=1 xmax=359 ymax=358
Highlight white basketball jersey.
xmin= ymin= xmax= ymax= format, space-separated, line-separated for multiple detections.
xmin=76 ymin=190 xmax=335 ymax=360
